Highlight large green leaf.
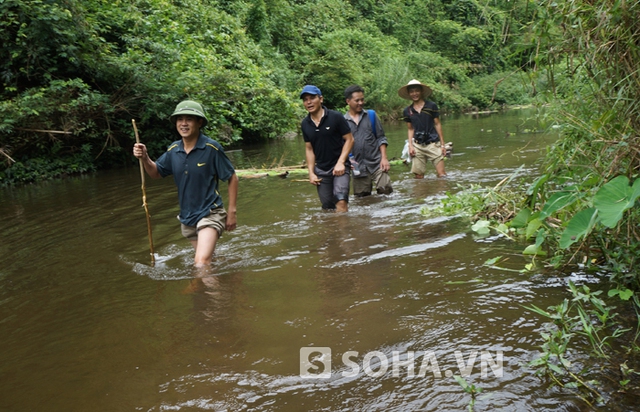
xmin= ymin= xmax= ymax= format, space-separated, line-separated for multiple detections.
xmin=523 ymin=244 xmax=547 ymax=256
xmin=526 ymin=174 xmax=549 ymax=196
xmin=526 ymin=174 xmax=549 ymax=209
xmin=471 ymin=219 xmax=491 ymax=234
xmin=539 ymin=191 xmax=577 ymax=219
xmin=559 ymin=208 xmax=598 ymax=249
xmin=510 ymin=207 xmax=531 ymax=228
xmin=524 ymin=227 xmax=548 ymax=256
xmin=593 ymin=176 xmax=640 ymax=228
xmin=525 ymin=218 xmax=543 ymax=239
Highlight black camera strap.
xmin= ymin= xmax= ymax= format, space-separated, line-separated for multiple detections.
xmin=409 ymin=106 xmax=434 ymax=144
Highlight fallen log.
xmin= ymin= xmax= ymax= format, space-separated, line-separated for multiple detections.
xmin=236 ymin=165 xmax=307 ymax=178
xmin=15 ymin=128 xmax=73 ymax=134
xmin=236 ymin=160 xmax=411 ymax=178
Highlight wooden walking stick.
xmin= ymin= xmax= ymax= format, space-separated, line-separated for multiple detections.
xmin=132 ymin=119 xmax=155 ymax=265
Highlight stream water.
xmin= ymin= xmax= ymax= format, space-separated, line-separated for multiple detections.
xmin=0 ymin=109 xmax=631 ymax=411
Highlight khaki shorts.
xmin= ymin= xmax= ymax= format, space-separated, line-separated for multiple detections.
xmin=353 ymin=168 xmax=392 ymax=196
xmin=180 ymin=208 xmax=227 ymax=241
xmin=411 ymin=141 xmax=444 ymax=175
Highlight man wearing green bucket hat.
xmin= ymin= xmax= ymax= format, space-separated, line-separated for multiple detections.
xmin=133 ymin=100 xmax=238 ymax=267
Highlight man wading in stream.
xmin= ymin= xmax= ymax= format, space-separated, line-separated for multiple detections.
xmin=399 ymin=79 xmax=448 ymax=178
xmin=300 ymin=85 xmax=355 ymax=212
xmin=133 ymin=100 xmax=238 ymax=267
xmin=344 ymin=84 xmax=392 ymax=196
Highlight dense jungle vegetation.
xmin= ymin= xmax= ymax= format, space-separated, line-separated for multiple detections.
xmin=418 ymin=0 xmax=640 ymax=404
xmin=1 ymin=0 xmax=543 ymax=184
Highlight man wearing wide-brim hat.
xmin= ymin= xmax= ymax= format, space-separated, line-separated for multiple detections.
xmin=133 ymin=100 xmax=239 ymax=267
xmin=398 ymin=79 xmax=448 ymax=178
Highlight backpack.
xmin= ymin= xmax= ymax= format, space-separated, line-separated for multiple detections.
xmin=367 ymin=109 xmax=378 ymax=138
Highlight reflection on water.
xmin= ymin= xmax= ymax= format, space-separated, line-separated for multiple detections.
xmin=1 ymin=109 xmax=628 ymax=411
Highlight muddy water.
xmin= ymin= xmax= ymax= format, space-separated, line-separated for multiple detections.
xmin=0 ymin=109 xmax=610 ymax=411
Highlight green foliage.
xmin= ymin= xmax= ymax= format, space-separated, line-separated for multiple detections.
xmin=246 ymin=0 xmax=270 ymax=43
xmin=525 ymin=281 xmax=638 ymax=406
xmin=457 ymin=1 xmax=640 ymax=403
xmin=415 ymin=0 xmax=640 ymax=405
xmin=0 ymin=78 xmax=120 ymax=184
xmin=0 ymin=0 xmax=115 ymax=91
xmin=539 ymin=191 xmax=578 ymax=219
xmin=460 ymin=70 xmax=534 ymax=109
xmin=420 ymin=184 xmax=497 ymax=219
xmin=402 ymin=50 xmax=474 ymax=111
xmin=0 ymin=147 xmax=96 ymax=185
xmin=453 ymin=374 xmax=484 ymax=412
xmin=425 ymin=170 xmax=639 ymax=281
xmin=470 ymin=0 xmax=640 ymax=286
xmin=299 ymin=29 xmax=369 ymax=107
xmin=453 ymin=173 xmax=640 ymax=281
xmin=430 ymin=21 xmax=497 ymax=65
xmin=533 ymin=0 xmax=640 ymax=178
xmin=110 ymin=0 xmax=300 ymax=144
xmin=1 ymin=0 xmax=549 ymax=184
xmin=366 ymin=56 xmax=412 ymax=117
xmin=554 ymin=177 xmax=640 ymax=249
xmin=558 ymin=208 xmax=598 ymax=249
xmin=593 ymin=176 xmax=640 ymax=228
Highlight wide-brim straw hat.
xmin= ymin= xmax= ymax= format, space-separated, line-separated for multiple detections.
xmin=397 ymin=79 xmax=433 ymax=100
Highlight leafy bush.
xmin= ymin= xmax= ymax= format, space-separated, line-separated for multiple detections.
xmin=0 ymin=145 xmax=96 ymax=186
xmin=0 ymin=0 xmax=555 ymax=184
xmin=0 ymin=78 xmax=119 ymax=176
xmin=461 ymin=71 xmax=533 ymax=109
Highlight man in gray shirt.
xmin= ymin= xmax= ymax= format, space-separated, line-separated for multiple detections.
xmin=344 ymin=85 xmax=392 ymax=196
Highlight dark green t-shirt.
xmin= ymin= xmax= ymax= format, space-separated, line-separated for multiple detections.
xmin=156 ymin=133 xmax=235 ymax=227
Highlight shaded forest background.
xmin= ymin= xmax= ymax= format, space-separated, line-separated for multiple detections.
xmin=1 ymin=0 xmax=549 ymax=184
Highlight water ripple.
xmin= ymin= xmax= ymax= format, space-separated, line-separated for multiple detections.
xmin=324 ymin=233 xmax=466 ymax=268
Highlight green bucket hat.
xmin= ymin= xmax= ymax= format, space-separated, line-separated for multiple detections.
xmin=170 ymin=100 xmax=209 ymax=128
